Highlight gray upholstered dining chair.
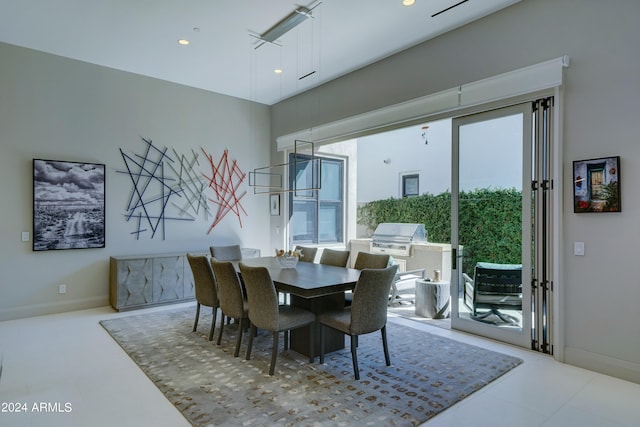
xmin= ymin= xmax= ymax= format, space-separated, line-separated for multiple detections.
xmin=353 ymin=252 xmax=390 ymax=270
xmin=238 ymin=263 xmax=316 ymax=375
xmin=319 ymin=248 xmax=350 ymax=267
xmin=186 ymin=254 xmax=219 ymax=341
xmin=294 ymin=246 xmax=318 ymax=263
xmin=345 ymin=252 xmax=391 ymax=305
xmin=318 ymin=264 xmax=398 ymax=380
xmin=210 ymin=244 xmax=243 ymax=261
xmin=209 ymin=244 xmax=243 ymax=326
xmin=210 ymin=259 xmax=249 ymax=357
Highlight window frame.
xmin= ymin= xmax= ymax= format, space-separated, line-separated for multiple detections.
xmin=288 ymin=153 xmax=345 ymax=246
xmin=401 ymin=173 xmax=420 ymax=198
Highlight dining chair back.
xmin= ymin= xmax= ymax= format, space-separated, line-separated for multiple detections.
xmin=210 ymin=244 xmax=242 ymax=261
xmin=210 ymin=259 xmax=249 ymax=357
xmin=345 ymin=252 xmax=391 ymax=306
xmin=186 ymin=254 xmax=219 ymax=341
xmin=318 ymin=264 xmax=398 ymax=380
xmin=353 ymin=252 xmax=390 ymax=270
xmin=238 ymin=263 xmax=316 ymax=375
xmin=319 ymin=249 xmax=350 ymax=267
xmin=350 ymin=265 xmax=398 ymax=334
xmin=294 ymin=246 xmax=318 ymax=263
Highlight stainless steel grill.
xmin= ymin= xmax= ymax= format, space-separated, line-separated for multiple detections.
xmin=370 ymin=223 xmax=427 ymax=256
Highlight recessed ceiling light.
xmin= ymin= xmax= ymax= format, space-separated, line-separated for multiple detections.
xmin=177 ymin=39 xmax=190 ymax=46
xmin=402 ymin=0 xmax=415 ymax=6
xmin=274 ymin=68 xmax=283 ymax=74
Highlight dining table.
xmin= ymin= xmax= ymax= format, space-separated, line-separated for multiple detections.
xmin=238 ymin=256 xmax=361 ymax=357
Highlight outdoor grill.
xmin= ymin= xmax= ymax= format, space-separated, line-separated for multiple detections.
xmin=370 ymin=223 xmax=427 ymax=257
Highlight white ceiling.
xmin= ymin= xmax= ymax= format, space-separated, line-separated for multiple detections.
xmin=0 ymin=0 xmax=520 ymax=105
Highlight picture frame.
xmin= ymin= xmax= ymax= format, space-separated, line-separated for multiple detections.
xmin=270 ymin=194 xmax=280 ymax=216
xmin=33 ymin=159 xmax=106 ymax=251
xmin=573 ymin=156 xmax=620 ymax=213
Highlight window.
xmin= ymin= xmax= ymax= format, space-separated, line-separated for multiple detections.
xmin=402 ymin=174 xmax=419 ymax=197
xmin=289 ymin=153 xmax=344 ymax=245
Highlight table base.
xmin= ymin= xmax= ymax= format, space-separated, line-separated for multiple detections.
xmin=290 ymin=293 xmax=345 ymax=357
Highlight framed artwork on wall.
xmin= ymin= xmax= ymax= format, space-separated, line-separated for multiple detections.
xmin=33 ymin=159 xmax=106 ymax=251
xmin=270 ymin=194 xmax=280 ymax=216
xmin=573 ymin=156 xmax=620 ymax=213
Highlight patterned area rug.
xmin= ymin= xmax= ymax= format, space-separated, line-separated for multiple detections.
xmin=100 ymin=306 xmax=522 ymax=426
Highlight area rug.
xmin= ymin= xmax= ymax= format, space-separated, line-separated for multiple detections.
xmin=100 ymin=306 xmax=522 ymax=426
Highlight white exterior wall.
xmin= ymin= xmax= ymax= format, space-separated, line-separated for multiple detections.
xmin=356 ymin=119 xmax=452 ymax=203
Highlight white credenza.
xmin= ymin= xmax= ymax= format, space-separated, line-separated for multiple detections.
xmin=109 ymin=248 xmax=261 ymax=311
xmin=109 ymin=253 xmax=196 ymax=311
xmin=348 ymin=239 xmax=452 ymax=282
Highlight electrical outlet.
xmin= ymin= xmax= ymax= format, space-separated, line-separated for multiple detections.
xmin=58 ymin=284 xmax=67 ymax=294
xmin=21 ymin=231 xmax=30 ymax=242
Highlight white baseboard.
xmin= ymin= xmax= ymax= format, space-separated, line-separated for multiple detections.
xmin=564 ymin=346 xmax=640 ymax=384
xmin=0 ymin=296 xmax=108 ymax=321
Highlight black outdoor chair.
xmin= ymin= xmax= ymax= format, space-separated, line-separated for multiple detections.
xmin=464 ymin=262 xmax=522 ymax=324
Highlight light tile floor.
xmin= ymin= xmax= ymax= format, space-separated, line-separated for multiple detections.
xmin=0 ymin=303 xmax=638 ymax=427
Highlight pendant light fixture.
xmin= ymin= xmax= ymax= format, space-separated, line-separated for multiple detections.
xmin=248 ymin=2 xmax=323 ymax=195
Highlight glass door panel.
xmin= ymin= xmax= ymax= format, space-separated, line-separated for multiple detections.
xmin=451 ymin=104 xmax=532 ymax=348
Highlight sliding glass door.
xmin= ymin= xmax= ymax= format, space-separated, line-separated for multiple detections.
xmin=451 ymin=103 xmax=533 ymax=348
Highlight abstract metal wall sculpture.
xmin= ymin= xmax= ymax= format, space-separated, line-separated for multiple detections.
xmin=118 ymin=137 xmax=246 ymax=239
xmin=168 ymin=148 xmax=212 ymax=220
xmin=118 ymin=137 xmax=187 ymax=239
xmin=201 ymin=148 xmax=247 ymax=233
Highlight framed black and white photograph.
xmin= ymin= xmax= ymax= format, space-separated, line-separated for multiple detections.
xmin=270 ymin=194 xmax=280 ymax=216
xmin=573 ymin=156 xmax=620 ymax=213
xmin=33 ymin=159 xmax=106 ymax=251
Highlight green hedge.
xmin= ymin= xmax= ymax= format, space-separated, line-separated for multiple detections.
xmin=357 ymin=188 xmax=522 ymax=274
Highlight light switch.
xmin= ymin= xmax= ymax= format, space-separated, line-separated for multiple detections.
xmin=21 ymin=231 xmax=30 ymax=242
xmin=574 ymin=241 xmax=585 ymax=256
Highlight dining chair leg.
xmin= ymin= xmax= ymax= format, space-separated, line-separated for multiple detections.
xmin=284 ymin=330 xmax=289 ymax=350
xmin=350 ymin=335 xmax=360 ymax=380
xmin=193 ymin=303 xmax=201 ymax=332
xmin=381 ymin=325 xmax=391 ymax=366
xmin=319 ymin=325 xmax=326 ymax=364
xmin=208 ymin=306 xmax=217 ymax=341
xmin=246 ymin=324 xmax=256 ymax=360
xmin=234 ymin=317 xmax=245 ymax=357
xmin=269 ymin=331 xmax=279 ymax=376
xmin=216 ymin=314 xmax=225 ymax=345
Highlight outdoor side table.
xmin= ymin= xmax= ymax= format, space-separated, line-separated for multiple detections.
xmin=415 ymin=280 xmax=450 ymax=319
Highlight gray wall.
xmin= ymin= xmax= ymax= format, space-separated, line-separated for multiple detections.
xmin=272 ymin=0 xmax=640 ymax=382
xmin=0 ymin=42 xmax=272 ymax=320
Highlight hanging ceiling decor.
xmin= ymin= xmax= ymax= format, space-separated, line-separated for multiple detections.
xmin=421 ymin=125 xmax=430 ymax=145
xmin=248 ymin=1 xmax=323 ymax=104
xmin=248 ymin=139 xmax=321 ymax=195
xmin=253 ymin=5 xmax=314 ymax=48
xmin=248 ymin=3 xmax=323 ymax=195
